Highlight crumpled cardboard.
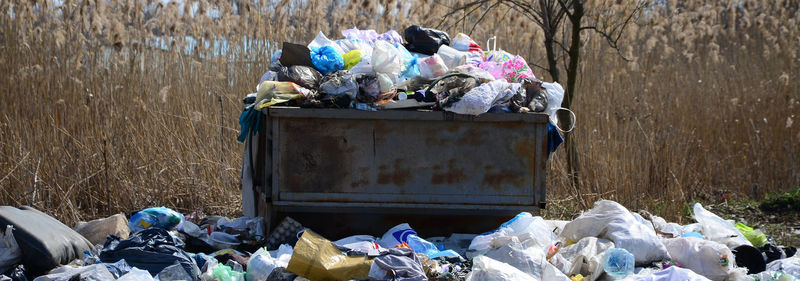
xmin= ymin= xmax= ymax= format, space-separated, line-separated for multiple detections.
xmin=287 ymin=230 xmax=372 ymax=281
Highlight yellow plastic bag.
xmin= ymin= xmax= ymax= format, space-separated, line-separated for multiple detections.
xmin=254 ymin=81 xmax=312 ymax=110
xmin=342 ymin=49 xmax=363 ymax=70
xmin=287 ymin=230 xmax=372 ymax=281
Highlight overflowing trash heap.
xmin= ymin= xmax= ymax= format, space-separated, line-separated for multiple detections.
xmin=238 ymin=25 xmax=571 ymax=143
xmin=1 ymin=200 xmax=799 ymax=281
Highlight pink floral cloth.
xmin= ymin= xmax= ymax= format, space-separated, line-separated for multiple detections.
xmin=501 ymin=55 xmax=535 ymax=82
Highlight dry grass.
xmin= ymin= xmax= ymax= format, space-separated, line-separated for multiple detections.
xmin=0 ymin=0 xmax=797 ymax=226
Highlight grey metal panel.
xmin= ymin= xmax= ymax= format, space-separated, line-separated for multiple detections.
xmin=268 ymin=106 xmax=549 ymax=123
xmin=272 ymin=200 xmax=540 ymax=211
xmin=255 ymin=106 xmax=549 ymax=235
xmin=270 ymin=117 xmax=280 ymax=202
xmin=273 ymin=115 xmax=544 ymax=204
xmin=534 ymin=118 xmax=547 ymax=206
xmin=278 ymin=192 xmax=534 ymax=205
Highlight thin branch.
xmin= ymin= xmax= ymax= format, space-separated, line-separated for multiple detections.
xmin=436 ymin=0 xmax=491 ymax=30
xmin=470 ymin=1 xmax=503 ymax=34
xmin=528 ymin=61 xmax=551 ymax=72
xmin=554 ymin=39 xmax=569 ymax=53
xmin=556 ymin=0 xmax=574 ymax=19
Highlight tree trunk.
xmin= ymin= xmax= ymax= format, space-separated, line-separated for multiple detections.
xmin=563 ymin=1 xmax=584 ymax=193
xmin=544 ymin=36 xmax=560 ymax=82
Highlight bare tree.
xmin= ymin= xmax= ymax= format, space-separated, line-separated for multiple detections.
xmin=440 ymin=0 xmax=644 ymax=202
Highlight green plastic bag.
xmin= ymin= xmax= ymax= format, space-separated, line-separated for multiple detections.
xmin=213 ymin=264 xmax=245 ymax=281
xmin=342 ymin=50 xmax=363 ymax=70
xmin=735 ymin=222 xmax=768 ymax=248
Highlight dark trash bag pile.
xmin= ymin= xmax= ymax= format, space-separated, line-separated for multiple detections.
xmin=238 ymin=25 xmax=572 ymax=148
xmin=1 ymin=200 xmax=799 ymax=281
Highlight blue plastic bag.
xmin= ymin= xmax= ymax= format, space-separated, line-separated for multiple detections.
xmin=602 ymin=248 xmax=635 ymax=279
xmin=310 ymin=46 xmax=344 ymax=75
xmin=129 ymin=207 xmax=185 ymax=233
xmin=406 ymin=235 xmax=462 ymax=259
xmin=391 ymin=42 xmax=420 ymax=79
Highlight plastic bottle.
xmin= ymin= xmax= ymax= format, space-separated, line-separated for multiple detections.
xmin=602 ymin=248 xmax=635 ymax=279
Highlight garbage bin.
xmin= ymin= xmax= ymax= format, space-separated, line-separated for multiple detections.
xmin=241 ymin=106 xmax=549 ymax=238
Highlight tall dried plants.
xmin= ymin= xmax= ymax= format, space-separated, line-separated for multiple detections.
xmin=0 ymin=0 xmax=797 ymax=225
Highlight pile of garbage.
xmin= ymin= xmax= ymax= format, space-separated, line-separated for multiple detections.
xmin=238 ymin=25 xmax=573 ymax=142
xmin=1 ymin=200 xmax=798 ymax=281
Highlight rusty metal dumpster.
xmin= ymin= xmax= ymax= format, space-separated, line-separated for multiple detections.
xmin=241 ymin=106 xmax=549 ymax=238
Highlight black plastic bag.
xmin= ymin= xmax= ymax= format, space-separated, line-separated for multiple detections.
xmin=279 ymin=42 xmax=314 ymax=68
xmin=403 ymin=25 xmax=451 ymax=55
xmin=277 ymin=65 xmax=322 ymax=90
xmin=733 ymin=245 xmax=766 ymax=274
xmin=99 ymin=228 xmax=201 ymax=281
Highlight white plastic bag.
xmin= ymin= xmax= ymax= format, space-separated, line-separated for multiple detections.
xmin=349 ymin=55 xmax=374 ymax=75
xmin=634 ymin=266 xmax=712 ymax=281
xmin=371 ymin=40 xmax=403 ymax=77
xmin=465 ymin=256 xmax=537 ymax=281
xmin=246 ymin=245 xmax=293 ymax=281
xmin=649 ymin=215 xmax=683 ymax=238
xmin=468 ymin=212 xmax=556 ymax=256
xmin=437 ymin=45 xmax=467 ymax=69
xmin=0 ymin=225 xmax=21 ymax=274
xmin=418 ymin=54 xmax=449 ymax=79
xmin=308 ymin=31 xmax=345 ymax=55
xmin=542 ymin=260 xmax=572 ymax=281
xmin=117 ymin=268 xmax=155 ymax=281
xmin=542 ymin=82 xmax=564 ymax=125
xmin=444 ymin=80 xmax=521 ymax=116
xmin=559 ymin=237 xmax=615 ymax=281
xmin=559 ymin=200 xmax=671 ymax=265
xmin=692 ymin=203 xmax=752 ymax=248
xmin=483 ymin=237 xmax=546 ymax=278
xmin=377 ymin=223 xmax=417 ymax=249
xmin=377 ymin=72 xmax=394 ymax=93
xmin=766 ymin=255 xmax=800 ymax=279
xmin=33 ymin=264 xmax=116 ymax=281
xmin=336 ymin=39 xmax=373 ymax=57
xmin=663 ymin=237 xmax=740 ymax=281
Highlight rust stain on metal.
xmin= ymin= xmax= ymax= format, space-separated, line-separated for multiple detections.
xmin=481 ymin=170 xmax=525 ymax=190
xmin=512 ymin=137 xmax=538 ymax=179
xmin=431 ymin=168 xmax=465 ymax=185
xmin=431 ymin=159 xmax=464 ymax=185
xmin=351 ymin=167 xmax=370 ymax=188
xmin=377 ymin=159 xmax=411 ymax=186
xmin=281 ymin=120 xmax=352 ymax=193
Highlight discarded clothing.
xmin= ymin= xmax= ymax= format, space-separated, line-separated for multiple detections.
xmin=547 ymin=122 xmax=563 ymax=158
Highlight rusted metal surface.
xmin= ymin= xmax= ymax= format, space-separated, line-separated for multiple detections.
xmin=248 ymin=106 xmax=549 ymax=237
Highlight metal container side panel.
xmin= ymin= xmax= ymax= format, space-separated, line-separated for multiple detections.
xmin=268 ymin=107 xmax=548 ymax=207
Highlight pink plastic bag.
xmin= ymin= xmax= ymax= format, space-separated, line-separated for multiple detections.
xmin=478 ymin=61 xmax=504 ymax=80
xmin=502 ymin=55 xmax=535 ymax=82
